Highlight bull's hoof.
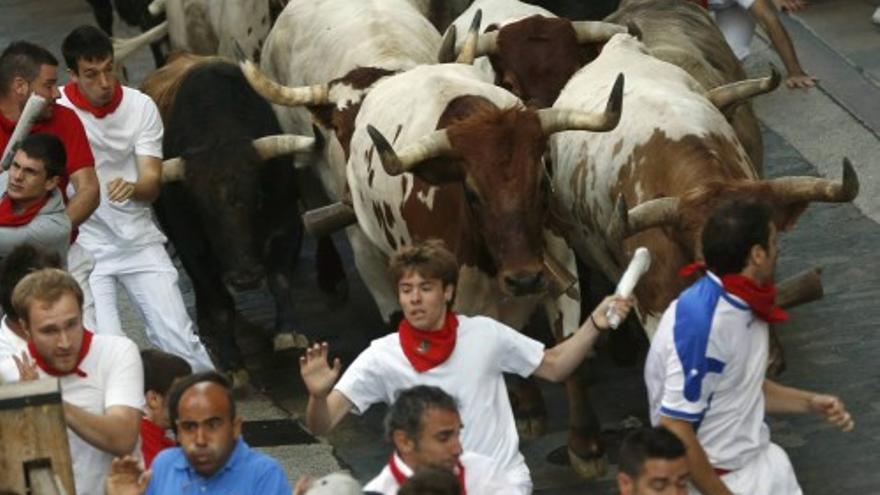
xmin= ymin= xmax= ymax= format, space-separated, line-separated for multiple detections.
xmin=515 ymin=412 xmax=547 ymax=440
xmin=229 ymin=368 xmax=251 ymax=391
xmin=567 ymin=447 xmax=608 ymax=479
xmin=273 ymin=332 xmax=309 ymax=351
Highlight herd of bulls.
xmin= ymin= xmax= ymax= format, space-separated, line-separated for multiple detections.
xmin=98 ymin=0 xmax=860 ymax=478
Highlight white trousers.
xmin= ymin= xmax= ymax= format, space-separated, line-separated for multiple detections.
xmin=88 ymin=244 xmax=214 ymax=372
xmin=68 ymin=242 xmax=97 ymax=330
xmin=711 ymin=5 xmax=757 ymax=61
xmin=690 ymin=442 xmax=802 ymax=495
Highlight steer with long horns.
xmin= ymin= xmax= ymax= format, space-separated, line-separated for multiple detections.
xmin=552 ymin=30 xmax=858 ymax=371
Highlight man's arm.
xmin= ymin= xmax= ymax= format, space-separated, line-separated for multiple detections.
xmin=750 ymin=0 xmax=817 ymax=88
xmin=660 ymin=416 xmax=734 ymax=495
xmin=66 ymin=167 xmax=100 ymax=226
xmin=106 ymin=155 xmax=161 ymax=204
xmin=532 ymin=295 xmax=632 ymax=382
xmin=763 ymin=379 xmax=854 ymax=430
xmin=300 ymin=342 xmax=354 ymax=435
xmin=63 ymin=402 xmax=142 ymax=457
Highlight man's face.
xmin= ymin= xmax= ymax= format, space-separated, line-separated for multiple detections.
xmin=7 ymin=149 xmax=58 ymax=206
xmin=69 ymin=56 xmax=116 ymax=107
xmin=23 ymin=292 xmax=84 ymax=373
xmin=618 ymin=457 xmax=690 ymax=495
xmin=397 ymin=270 xmax=454 ymax=331
xmin=176 ymin=382 xmax=241 ymax=478
xmin=28 ymin=64 xmax=61 ymax=120
xmin=399 ymin=408 xmax=463 ymax=472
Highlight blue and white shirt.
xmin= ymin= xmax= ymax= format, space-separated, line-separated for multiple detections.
xmin=645 ymin=272 xmax=770 ymax=470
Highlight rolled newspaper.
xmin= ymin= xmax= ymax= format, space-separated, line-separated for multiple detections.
xmin=606 ymin=246 xmax=651 ymax=329
xmin=1 ymin=93 xmax=48 ymax=171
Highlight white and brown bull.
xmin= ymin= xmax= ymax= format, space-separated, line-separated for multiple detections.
xmin=550 ymin=33 xmax=859 ymax=340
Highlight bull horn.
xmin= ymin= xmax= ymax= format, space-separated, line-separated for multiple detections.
xmin=113 ymin=21 xmax=169 ymax=62
xmin=570 ymin=21 xmax=628 ymax=44
xmin=147 ymin=0 xmax=166 ymax=16
xmin=438 ymin=25 xmax=457 ymax=63
xmin=240 ymin=60 xmax=331 ymax=107
xmin=473 ymin=30 xmax=499 ymax=57
xmin=161 ymin=157 xmax=185 ymax=183
xmin=537 ymin=73 xmax=624 ymax=135
xmin=366 ymin=125 xmax=453 ymax=176
xmin=767 ymin=158 xmax=859 ymax=204
xmin=775 ymin=266 xmax=823 ymax=309
xmin=303 ymin=202 xmax=358 ymax=237
xmin=456 ymin=9 xmax=482 ymax=64
xmin=607 ymin=195 xmax=681 ymax=242
xmin=707 ymin=65 xmax=781 ymax=113
xmin=252 ymin=135 xmax=315 ymax=160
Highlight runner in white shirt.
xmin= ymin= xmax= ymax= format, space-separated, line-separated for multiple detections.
xmin=0 ymin=244 xmax=63 ymax=368
xmin=56 ymin=26 xmax=212 ymax=372
xmin=0 ymin=268 xmax=144 ymax=495
xmin=300 ymin=240 xmax=633 ymax=494
xmin=707 ymin=0 xmax=816 ymax=88
xmin=363 ymin=385 xmax=519 ymax=495
xmin=645 ymin=199 xmax=854 ymax=495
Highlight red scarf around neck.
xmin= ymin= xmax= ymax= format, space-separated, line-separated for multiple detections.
xmin=399 ymin=311 xmax=459 ymax=373
xmin=389 ymin=454 xmax=467 ymax=495
xmin=0 ymin=193 xmax=50 ymax=226
xmin=680 ymin=262 xmax=788 ymax=323
xmin=28 ymin=328 xmax=94 ymax=377
xmin=63 ymin=81 xmax=123 ymax=119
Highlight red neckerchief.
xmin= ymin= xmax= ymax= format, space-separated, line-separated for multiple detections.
xmin=388 ymin=454 xmax=467 ymax=495
xmin=399 ymin=311 xmax=458 ymax=373
xmin=28 ymin=328 xmax=94 ymax=377
xmin=63 ymin=81 xmax=123 ymax=118
xmin=0 ymin=193 xmax=50 ymax=226
xmin=680 ymin=262 xmax=788 ymax=323
xmin=140 ymin=417 xmax=176 ymax=469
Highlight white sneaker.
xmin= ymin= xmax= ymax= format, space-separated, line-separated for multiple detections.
xmin=874 ymin=7 xmax=880 ymax=25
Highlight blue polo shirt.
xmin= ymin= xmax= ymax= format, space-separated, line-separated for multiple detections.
xmin=146 ymin=437 xmax=292 ymax=495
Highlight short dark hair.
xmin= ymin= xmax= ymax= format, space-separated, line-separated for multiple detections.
xmin=388 ymin=239 xmax=459 ymax=289
xmin=0 ymin=41 xmax=58 ymax=96
xmin=701 ymin=198 xmax=773 ymax=276
xmin=167 ymin=371 xmax=236 ymax=433
xmin=141 ymin=349 xmax=193 ymax=396
xmin=0 ymin=244 xmax=62 ymax=319
xmin=618 ymin=426 xmax=686 ymax=479
xmin=62 ymin=25 xmax=113 ymax=73
xmin=385 ymin=385 xmax=459 ymax=443
xmin=19 ymin=133 xmax=66 ymax=179
xmin=399 ymin=466 xmax=462 ymax=495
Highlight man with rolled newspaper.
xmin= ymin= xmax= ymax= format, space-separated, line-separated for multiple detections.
xmin=644 ymin=199 xmax=854 ymax=495
xmin=0 ymin=40 xmax=100 ymax=326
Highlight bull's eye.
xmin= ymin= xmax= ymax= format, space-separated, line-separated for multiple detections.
xmin=464 ymin=186 xmax=480 ymax=206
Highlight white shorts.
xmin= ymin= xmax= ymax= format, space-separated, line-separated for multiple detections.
xmin=690 ymin=442 xmax=802 ymax=495
xmin=711 ymin=5 xmax=757 ymax=60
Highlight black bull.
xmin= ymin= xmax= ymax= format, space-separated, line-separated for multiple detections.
xmin=155 ymin=60 xmax=343 ymax=371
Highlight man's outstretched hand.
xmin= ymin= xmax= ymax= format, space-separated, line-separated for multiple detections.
xmin=300 ymin=342 xmax=342 ymax=399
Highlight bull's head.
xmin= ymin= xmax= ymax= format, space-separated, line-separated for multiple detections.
xmin=463 ymin=15 xmax=629 ymax=108
xmin=366 ymin=74 xmax=624 ymax=296
xmin=161 ymin=134 xmax=314 ymax=290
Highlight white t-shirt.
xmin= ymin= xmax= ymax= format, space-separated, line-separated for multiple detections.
xmin=335 ymin=314 xmax=545 ymax=486
xmin=364 ymin=451 xmax=519 ymax=495
xmin=57 ymin=87 xmax=167 ymax=263
xmin=0 ymin=334 xmax=145 ymax=495
xmin=708 ymin=0 xmax=757 ymax=60
xmin=645 ymin=273 xmax=769 ymax=470
xmin=0 ymin=316 xmax=27 ymax=362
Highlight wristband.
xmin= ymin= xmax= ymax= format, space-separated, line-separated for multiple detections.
xmin=590 ymin=313 xmax=608 ymax=331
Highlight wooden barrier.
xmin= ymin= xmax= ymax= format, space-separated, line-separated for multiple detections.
xmin=0 ymin=378 xmax=75 ymax=495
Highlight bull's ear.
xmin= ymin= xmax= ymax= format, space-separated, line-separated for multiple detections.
xmin=408 ymin=157 xmax=465 ymax=185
